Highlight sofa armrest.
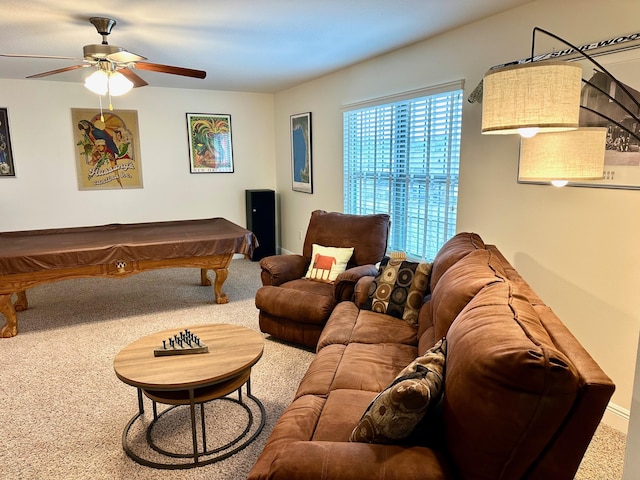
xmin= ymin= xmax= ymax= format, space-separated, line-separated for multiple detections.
xmin=353 ymin=275 xmax=375 ymax=307
xmin=333 ymin=264 xmax=378 ymax=302
xmin=259 ymin=254 xmax=309 ymax=286
xmin=262 ymin=441 xmax=451 ymax=480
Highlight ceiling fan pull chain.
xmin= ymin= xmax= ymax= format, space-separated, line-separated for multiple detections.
xmin=99 ymin=95 xmax=104 ymax=123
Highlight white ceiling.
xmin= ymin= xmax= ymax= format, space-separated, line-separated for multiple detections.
xmin=0 ymin=0 xmax=531 ymax=93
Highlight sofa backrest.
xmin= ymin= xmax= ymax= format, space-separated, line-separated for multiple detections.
xmin=417 ymin=236 xmax=505 ymax=353
xmin=443 ymin=281 xmax=583 ymax=479
xmin=483 ymin=245 xmax=616 ymax=479
xmin=417 ymin=235 xmax=615 ymax=479
xmin=303 ymin=210 xmax=390 ymax=268
xmin=429 ymin=231 xmax=485 ymax=292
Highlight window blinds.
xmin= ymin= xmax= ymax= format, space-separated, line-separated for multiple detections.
xmin=343 ymin=86 xmax=463 ymax=261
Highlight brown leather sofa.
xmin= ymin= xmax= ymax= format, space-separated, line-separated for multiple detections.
xmin=248 ymin=232 xmax=615 ymax=480
xmin=255 ymin=210 xmax=390 ymax=348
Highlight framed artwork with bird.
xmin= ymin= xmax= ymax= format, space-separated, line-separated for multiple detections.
xmin=72 ymin=108 xmax=143 ymax=190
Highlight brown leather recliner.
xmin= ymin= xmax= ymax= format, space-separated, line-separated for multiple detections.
xmin=255 ymin=210 xmax=390 ymax=348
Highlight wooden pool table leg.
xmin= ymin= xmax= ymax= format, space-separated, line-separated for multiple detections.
xmin=200 ymin=268 xmax=229 ymax=304
xmin=0 ymin=293 xmax=18 ymax=338
xmin=14 ymin=291 xmax=28 ymax=311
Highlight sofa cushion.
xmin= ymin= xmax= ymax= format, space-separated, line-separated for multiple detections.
xmin=331 ymin=342 xmax=418 ymax=393
xmin=350 ymin=338 xmax=446 ymax=443
xmin=351 ymin=310 xmax=418 ymax=346
xmin=443 ymin=281 xmax=579 ymax=480
xmin=317 ymin=303 xmax=418 ymax=352
xmin=363 ymin=257 xmax=432 ymax=325
xmin=305 ymin=244 xmax=354 ymax=283
xmin=316 ymin=301 xmax=361 ymax=350
xmin=314 ymin=389 xmax=378 ymax=441
xmin=295 ymin=344 xmax=347 ymax=398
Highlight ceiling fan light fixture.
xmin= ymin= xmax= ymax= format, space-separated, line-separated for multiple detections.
xmin=84 ymin=69 xmax=109 ymax=95
xmin=84 ymin=69 xmax=133 ymax=96
xmin=108 ymin=71 xmax=133 ymax=96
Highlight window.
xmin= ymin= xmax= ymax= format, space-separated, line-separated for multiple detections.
xmin=343 ymin=82 xmax=463 ymax=261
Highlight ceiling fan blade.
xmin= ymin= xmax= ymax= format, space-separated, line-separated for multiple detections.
xmin=0 ymin=53 xmax=84 ymax=61
xmin=118 ymin=68 xmax=149 ymax=88
xmin=133 ymin=61 xmax=206 ymax=79
xmin=26 ymin=64 xmax=90 ymax=79
xmin=107 ymin=50 xmax=147 ymax=63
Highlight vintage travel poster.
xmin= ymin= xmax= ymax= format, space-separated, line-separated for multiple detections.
xmin=72 ymin=108 xmax=143 ymax=190
xmin=186 ymin=113 xmax=234 ymax=173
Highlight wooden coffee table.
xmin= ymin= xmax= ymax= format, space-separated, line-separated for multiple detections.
xmin=113 ymin=324 xmax=265 ymax=469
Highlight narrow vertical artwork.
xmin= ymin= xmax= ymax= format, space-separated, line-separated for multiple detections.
xmin=0 ymin=108 xmax=15 ymax=177
xmin=291 ymin=112 xmax=312 ymax=193
xmin=72 ymin=108 xmax=143 ymax=190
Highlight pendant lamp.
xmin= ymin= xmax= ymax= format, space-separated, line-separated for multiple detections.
xmin=518 ymin=127 xmax=607 ymax=185
xmin=482 ymin=61 xmax=583 ymax=137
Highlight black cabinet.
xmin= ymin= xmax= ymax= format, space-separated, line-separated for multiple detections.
xmin=245 ymin=189 xmax=276 ymax=261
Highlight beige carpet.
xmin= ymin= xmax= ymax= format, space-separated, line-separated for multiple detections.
xmin=0 ymin=258 xmax=626 ymax=479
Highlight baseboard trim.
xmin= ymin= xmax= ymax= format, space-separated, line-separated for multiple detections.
xmin=604 ymin=402 xmax=630 ymax=434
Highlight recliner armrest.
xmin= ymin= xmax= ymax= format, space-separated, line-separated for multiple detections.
xmin=333 ymin=264 xmax=378 ymax=302
xmin=259 ymin=254 xmax=309 ymax=286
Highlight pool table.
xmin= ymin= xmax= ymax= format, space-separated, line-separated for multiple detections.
xmin=0 ymin=218 xmax=258 ymax=338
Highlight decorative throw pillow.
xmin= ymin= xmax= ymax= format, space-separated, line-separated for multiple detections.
xmin=350 ymin=337 xmax=447 ymax=444
xmin=304 ymin=244 xmax=355 ymax=283
xmin=363 ymin=257 xmax=432 ymax=325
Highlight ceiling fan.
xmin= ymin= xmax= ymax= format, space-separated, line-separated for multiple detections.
xmin=0 ymin=17 xmax=207 ymax=88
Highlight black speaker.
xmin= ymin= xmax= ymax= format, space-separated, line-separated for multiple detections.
xmin=245 ymin=189 xmax=276 ymax=261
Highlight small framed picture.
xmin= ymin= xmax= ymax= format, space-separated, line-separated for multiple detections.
xmin=291 ymin=112 xmax=312 ymax=193
xmin=0 ymin=108 xmax=16 ymax=177
xmin=186 ymin=113 xmax=234 ymax=173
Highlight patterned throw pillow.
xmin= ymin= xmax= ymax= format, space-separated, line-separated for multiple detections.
xmin=363 ymin=257 xmax=432 ymax=324
xmin=350 ymin=337 xmax=447 ymax=443
xmin=304 ymin=244 xmax=355 ymax=283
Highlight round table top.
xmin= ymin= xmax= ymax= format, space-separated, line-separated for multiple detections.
xmin=113 ymin=324 xmax=264 ymax=391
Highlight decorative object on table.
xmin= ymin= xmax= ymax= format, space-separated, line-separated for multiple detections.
xmin=480 ymin=27 xmax=640 ymax=189
xmin=71 ymin=108 xmax=143 ymax=190
xmin=154 ymin=328 xmax=209 ymax=356
xmin=291 ymin=112 xmax=312 ymax=193
xmin=0 ymin=108 xmax=15 ymax=177
xmin=186 ymin=113 xmax=234 ymax=173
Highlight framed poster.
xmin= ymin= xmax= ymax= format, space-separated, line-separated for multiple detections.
xmin=186 ymin=113 xmax=234 ymax=173
xmin=0 ymin=108 xmax=15 ymax=177
xmin=291 ymin=112 xmax=312 ymax=193
xmin=72 ymin=108 xmax=143 ymax=190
